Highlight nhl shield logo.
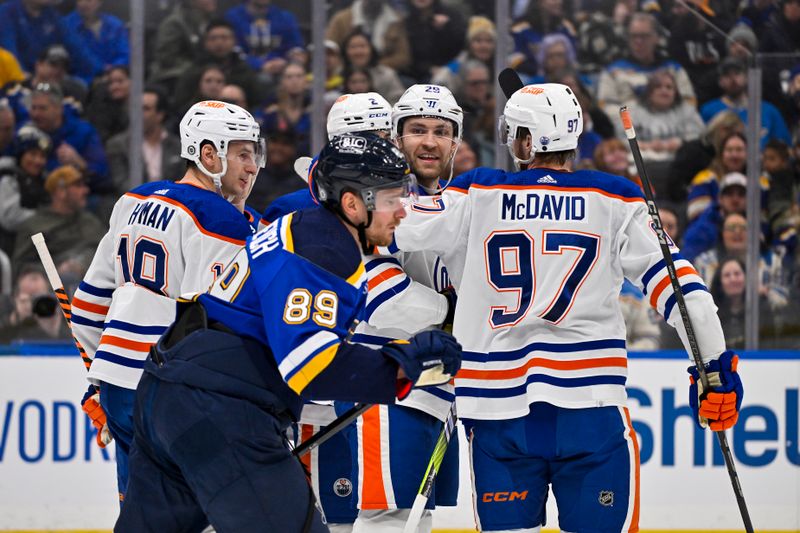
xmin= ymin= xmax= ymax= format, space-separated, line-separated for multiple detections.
xmin=334 ymin=477 xmax=353 ymax=497
xmin=598 ymin=490 xmax=614 ymax=507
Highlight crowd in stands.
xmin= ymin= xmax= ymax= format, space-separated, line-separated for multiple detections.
xmin=0 ymin=0 xmax=798 ymax=351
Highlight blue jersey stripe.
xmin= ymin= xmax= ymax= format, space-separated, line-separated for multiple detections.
xmin=641 ymin=253 xmax=683 ymax=294
xmin=365 ymin=277 xmax=411 ymax=320
xmin=664 ymin=283 xmax=709 ymax=321
xmin=457 ymin=373 xmax=627 ymax=398
xmin=350 ymin=333 xmax=392 ymax=346
xmin=462 ymin=338 xmax=626 ymax=363
xmin=104 ymin=320 xmax=169 ymax=336
xmin=365 ymin=256 xmax=402 ymax=271
xmin=419 ymin=386 xmax=455 ymax=403
xmin=94 ymin=350 xmax=146 ymax=369
xmin=78 ymin=281 xmax=114 ymax=298
xmin=70 ymin=313 xmax=104 ymax=329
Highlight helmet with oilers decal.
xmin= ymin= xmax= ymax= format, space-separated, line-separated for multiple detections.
xmin=327 ymin=92 xmax=392 ymax=139
xmin=499 ymin=83 xmax=582 ymax=169
xmin=391 ymin=84 xmax=463 ymax=141
xmin=312 ymin=132 xmax=415 ymax=212
xmin=179 ymin=100 xmax=266 ymax=194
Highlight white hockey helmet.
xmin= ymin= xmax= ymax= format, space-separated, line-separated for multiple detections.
xmin=499 ymin=83 xmax=583 ymax=169
xmin=179 ymin=100 xmax=266 ymax=193
xmin=327 ymin=92 xmax=392 ymax=139
xmin=391 ymin=84 xmax=463 ymax=141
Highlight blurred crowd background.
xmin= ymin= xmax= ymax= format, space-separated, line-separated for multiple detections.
xmin=0 ymin=0 xmax=798 ymax=352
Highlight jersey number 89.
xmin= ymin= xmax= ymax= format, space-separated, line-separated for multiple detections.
xmin=284 ymin=289 xmax=338 ymax=328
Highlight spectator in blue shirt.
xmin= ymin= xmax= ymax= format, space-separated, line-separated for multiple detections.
xmin=61 ymin=0 xmax=129 ymax=85
xmin=26 ymin=83 xmax=109 ymax=194
xmin=700 ymin=57 xmax=792 ymax=149
xmin=0 ymin=0 xmax=92 ymax=75
xmin=224 ymin=0 xmax=305 ymax=74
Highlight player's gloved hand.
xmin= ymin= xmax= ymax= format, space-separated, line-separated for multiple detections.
xmin=688 ymin=350 xmax=743 ymax=431
xmin=81 ymin=385 xmax=113 ymax=448
xmin=439 ymin=286 xmax=457 ymax=333
xmin=381 ymin=330 xmax=462 ymax=400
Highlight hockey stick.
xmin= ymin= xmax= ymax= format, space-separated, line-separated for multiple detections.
xmin=31 ymin=232 xmax=112 ymax=445
xmin=293 ymin=402 xmax=371 ymax=457
xmin=498 ymin=67 xmax=525 ymax=99
xmin=619 ymin=108 xmax=754 ymax=533
xmin=402 ymin=402 xmax=458 ymax=533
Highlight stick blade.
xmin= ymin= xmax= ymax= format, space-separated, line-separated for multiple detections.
xmin=498 ymin=68 xmax=524 ymax=99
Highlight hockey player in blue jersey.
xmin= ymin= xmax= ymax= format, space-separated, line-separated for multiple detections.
xmin=71 ymin=100 xmax=264 ymax=502
xmin=393 ymin=83 xmax=744 ymax=533
xmin=114 ymin=133 xmax=463 ymax=532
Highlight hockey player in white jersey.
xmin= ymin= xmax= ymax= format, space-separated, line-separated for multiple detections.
xmin=70 ymin=100 xmax=265 ymax=502
xmin=392 ymin=83 xmax=744 ymax=532
xmin=342 ymin=84 xmax=464 ymax=533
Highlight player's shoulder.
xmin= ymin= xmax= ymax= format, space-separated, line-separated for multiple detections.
xmin=125 ymin=180 xmax=252 ymax=241
xmin=291 ymin=207 xmax=363 ymax=282
xmin=545 ymin=168 xmax=646 ymax=202
xmin=448 ymin=167 xmax=507 ymax=192
xmin=261 ymin=187 xmax=315 ymax=224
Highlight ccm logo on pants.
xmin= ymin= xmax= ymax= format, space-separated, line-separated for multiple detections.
xmin=482 ymin=491 xmax=528 ymax=503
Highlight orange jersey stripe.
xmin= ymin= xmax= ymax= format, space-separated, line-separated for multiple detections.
xmin=125 ymin=192 xmax=247 ymax=246
xmin=99 ymin=334 xmax=153 ymax=353
xmin=648 ymin=266 xmax=699 ymax=308
xmin=360 ymin=405 xmax=388 ymax=509
xmin=367 ymin=267 xmax=404 ymax=291
xmin=71 ymin=296 xmax=110 ymax=315
xmin=457 ymin=356 xmax=628 ymax=380
xmin=470 ymin=182 xmax=646 ymax=203
xmin=299 ymin=424 xmax=314 ymax=474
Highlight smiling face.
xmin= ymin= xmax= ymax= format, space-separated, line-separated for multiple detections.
xmin=721 ymin=213 xmax=747 ymax=254
xmin=720 ymin=259 xmax=746 ymax=298
xmin=721 ymin=134 xmax=747 ymax=173
xmin=648 ymin=71 xmax=677 ymax=111
xmin=396 ymin=117 xmax=458 ymax=187
xmin=345 ymin=34 xmax=372 ymax=69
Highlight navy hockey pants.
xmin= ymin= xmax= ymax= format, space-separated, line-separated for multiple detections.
xmin=99 ymin=381 xmax=135 ymax=502
xmin=115 ymin=372 xmax=328 ymax=532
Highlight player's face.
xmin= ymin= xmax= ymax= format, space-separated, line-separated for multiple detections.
xmin=364 ymin=190 xmax=408 ymax=246
xmin=396 ymin=117 xmax=457 ymax=185
xmin=221 ymin=141 xmax=259 ymax=203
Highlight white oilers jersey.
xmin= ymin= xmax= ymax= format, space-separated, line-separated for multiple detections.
xmin=393 ymin=167 xmax=727 ymax=420
xmin=353 ymin=248 xmax=453 ymax=421
xmin=71 ymin=180 xmax=254 ymax=389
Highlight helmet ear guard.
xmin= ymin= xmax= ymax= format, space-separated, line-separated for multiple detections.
xmin=499 ymin=83 xmax=583 ymax=170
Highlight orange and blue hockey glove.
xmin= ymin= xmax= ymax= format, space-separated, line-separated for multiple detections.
xmin=81 ymin=385 xmax=112 ymax=448
xmin=688 ymin=350 xmax=743 ymax=431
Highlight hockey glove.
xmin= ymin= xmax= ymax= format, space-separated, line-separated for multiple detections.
xmin=688 ymin=350 xmax=743 ymax=431
xmin=381 ymin=330 xmax=462 ymax=400
xmin=81 ymin=385 xmax=113 ymax=448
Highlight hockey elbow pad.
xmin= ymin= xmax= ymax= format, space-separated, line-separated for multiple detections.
xmin=688 ymin=350 xmax=743 ymax=431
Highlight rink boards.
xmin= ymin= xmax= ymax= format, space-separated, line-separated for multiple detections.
xmin=0 ymin=351 xmax=798 ymax=531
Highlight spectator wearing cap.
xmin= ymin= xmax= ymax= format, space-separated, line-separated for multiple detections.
xmin=27 ymin=83 xmax=109 ymax=193
xmin=683 ymin=171 xmax=754 ymax=260
xmin=224 ymin=0 xmax=305 ymax=74
xmin=727 ymin=23 xmax=758 ymax=61
xmin=665 ymin=0 xmax=730 ymax=106
xmin=249 ymin=128 xmax=304 ymax=212
xmin=2 ymin=45 xmax=88 ymax=125
xmin=61 ymin=0 xmax=129 ymax=85
xmin=149 ymin=0 xmax=218 ymax=93
xmin=175 ymin=20 xmax=266 ymax=113
xmin=326 ymin=0 xmax=411 ymax=73
xmin=106 ymin=85 xmax=183 ymax=194
xmin=341 ymin=29 xmax=405 ymax=104
xmin=0 ymin=0 xmax=93 ymax=75
xmin=432 ymin=16 xmax=497 ymax=96
xmin=12 ymin=165 xmax=105 ymax=274
xmin=700 ymin=57 xmax=791 ymax=148
xmin=0 ymin=125 xmax=51 ymax=253
xmin=596 ymin=12 xmax=697 ymax=122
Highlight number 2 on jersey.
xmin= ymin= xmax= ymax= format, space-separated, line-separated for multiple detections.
xmin=485 ymin=230 xmax=599 ymax=328
xmin=117 ymin=235 xmax=168 ymax=294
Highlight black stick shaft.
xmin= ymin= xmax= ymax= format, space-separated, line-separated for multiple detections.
xmin=620 ymin=107 xmax=753 ymax=533
xmin=293 ymin=403 xmax=371 ymax=457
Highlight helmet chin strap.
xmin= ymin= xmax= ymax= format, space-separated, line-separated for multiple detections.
xmin=197 ymin=152 xmax=234 ymax=202
xmin=432 ymin=139 xmax=462 ymax=194
xmin=507 ymin=143 xmax=535 ymax=171
xmin=338 ymin=206 xmax=374 ymax=255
